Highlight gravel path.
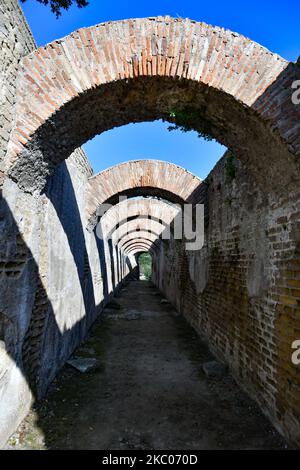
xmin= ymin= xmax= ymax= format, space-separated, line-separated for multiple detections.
xmin=6 ymin=281 xmax=288 ymax=450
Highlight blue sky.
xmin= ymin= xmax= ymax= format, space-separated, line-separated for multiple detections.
xmin=20 ymin=0 xmax=299 ymax=178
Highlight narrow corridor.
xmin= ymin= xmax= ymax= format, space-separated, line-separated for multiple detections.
xmin=7 ymin=281 xmax=288 ymax=450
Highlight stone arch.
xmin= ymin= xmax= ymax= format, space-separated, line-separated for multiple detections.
xmin=117 ymin=227 xmax=161 ymax=245
xmin=120 ymin=233 xmax=161 ymax=251
xmin=112 ymin=218 xmax=171 ymax=245
xmin=107 ymin=214 xmax=171 ymax=239
xmin=125 ymin=243 xmax=156 ymax=256
xmin=86 ymin=159 xmax=201 ymax=226
xmin=99 ymin=198 xmax=181 ymax=239
xmin=6 ymin=17 xmax=300 ymax=195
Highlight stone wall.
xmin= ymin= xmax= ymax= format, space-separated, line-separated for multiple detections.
xmin=0 ymin=3 xmax=123 ymax=446
xmin=0 ymin=146 xmax=134 ymax=446
xmin=0 ymin=0 xmax=36 ymax=185
xmin=0 ymin=3 xmax=133 ymax=436
xmin=0 ymin=0 xmax=34 ymax=446
xmin=152 ymin=153 xmax=300 ymax=446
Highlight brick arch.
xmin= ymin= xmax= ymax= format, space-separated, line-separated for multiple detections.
xmin=127 ymin=248 xmax=155 ymax=258
xmin=7 ymin=17 xmax=300 ymax=194
xmin=109 ymin=214 xmax=170 ymax=239
xmin=119 ymin=232 xmax=161 ymax=251
xmin=99 ymin=198 xmax=181 ymax=238
xmin=123 ymin=242 xmax=158 ymax=257
xmin=116 ymin=226 xmax=163 ymax=245
xmin=125 ymin=242 xmax=156 ymax=256
xmin=125 ymin=239 xmax=155 ymax=250
xmin=87 ymin=160 xmax=199 ymax=227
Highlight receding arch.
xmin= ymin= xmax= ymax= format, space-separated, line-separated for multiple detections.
xmin=126 ymin=245 xmax=155 ymax=256
xmin=120 ymin=233 xmax=161 ymax=251
xmin=98 ymin=198 xmax=181 ymax=239
xmin=120 ymin=232 xmax=159 ymax=248
xmin=107 ymin=214 xmax=171 ymax=240
xmin=6 ymin=17 xmax=300 ymax=195
xmin=112 ymin=218 xmax=171 ymax=246
xmin=124 ymin=240 xmax=156 ymax=255
xmin=86 ymin=159 xmax=201 ymax=227
xmin=117 ymin=228 xmax=161 ymax=244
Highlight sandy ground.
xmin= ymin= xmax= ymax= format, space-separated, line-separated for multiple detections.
xmin=6 ymin=280 xmax=289 ymax=450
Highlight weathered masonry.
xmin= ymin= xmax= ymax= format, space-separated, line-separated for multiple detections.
xmin=0 ymin=0 xmax=300 ymax=448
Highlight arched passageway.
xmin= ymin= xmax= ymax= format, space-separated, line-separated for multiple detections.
xmin=1 ymin=9 xmax=300 ymax=448
xmin=6 ymin=279 xmax=289 ymax=450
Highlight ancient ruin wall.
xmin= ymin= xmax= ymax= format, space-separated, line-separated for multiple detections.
xmin=153 ymin=154 xmax=300 ymax=446
xmin=1 ymin=4 xmax=299 ymax=448
xmin=0 ymin=0 xmax=36 ymax=446
xmin=0 ymin=0 xmax=36 ymax=183
xmin=0 ymin=2 xmax=131 ymax=446
xmin=0 ymin=145 xmax=133 ymax=447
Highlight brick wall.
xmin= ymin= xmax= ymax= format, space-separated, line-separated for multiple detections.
xmin=153 ymin=152 xmax=300 ymax=446
xmin=0 ymin=146 xmax=125 ymax=447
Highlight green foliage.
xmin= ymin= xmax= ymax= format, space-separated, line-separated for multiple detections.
xmin=168 ymin=108 xmax=214 ymax=142
xmin=138 ymin=253 xmax=152 ymax=280
xmin=20 ymin=0 xmax=89 ymax=18
xmin=225 ymin=152 xmax=236 ymax=182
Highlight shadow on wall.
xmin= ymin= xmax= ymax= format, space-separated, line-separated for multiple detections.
xmin=0 ymin=154 xmax=200 ymax=448
xmin=0 ymin=162 xmax=137 ymax=447
xmin=1 ymin=148 xmax=300 ymax=448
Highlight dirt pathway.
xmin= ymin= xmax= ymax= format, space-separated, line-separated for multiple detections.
xmin=6 ymin=281 xmax=288 ymax=450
